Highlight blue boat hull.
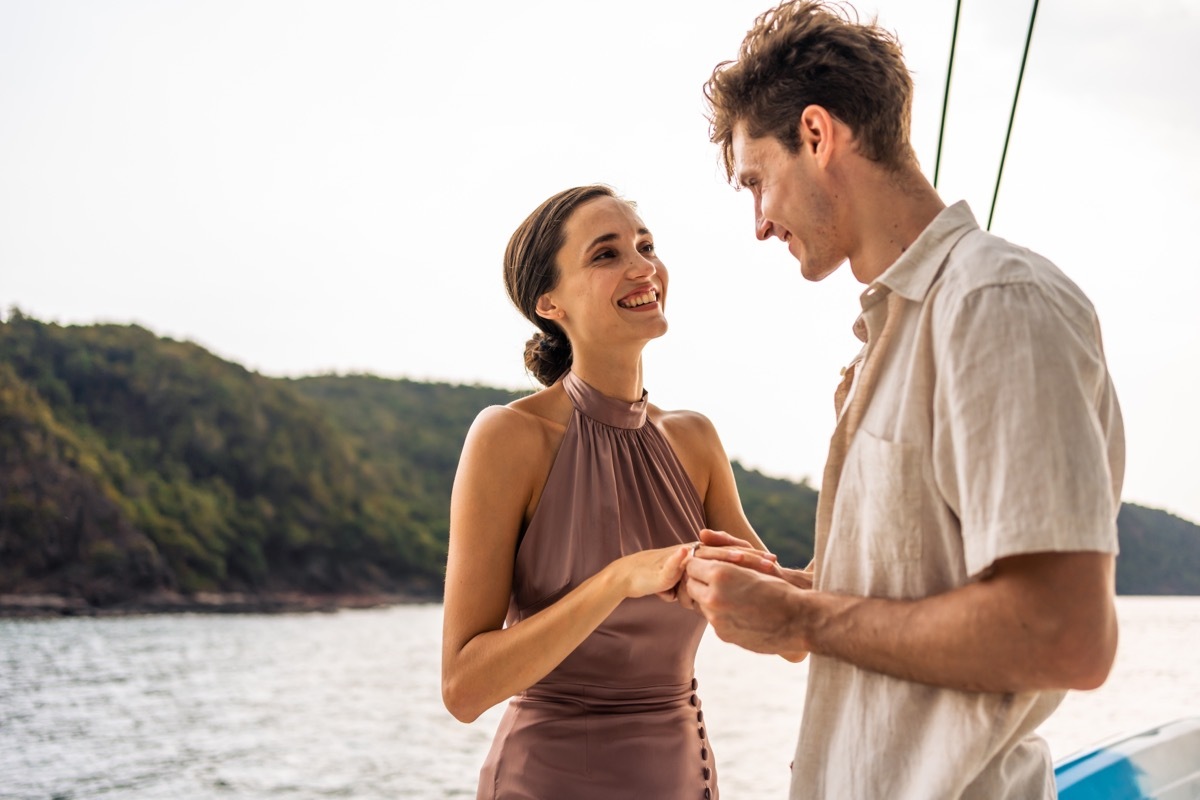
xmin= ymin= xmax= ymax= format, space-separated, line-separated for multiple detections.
xmin=1055 ymin=717 xmax=1200 ymax=799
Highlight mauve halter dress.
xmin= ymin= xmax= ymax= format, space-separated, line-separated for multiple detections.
xmin=476 ymin=371 xmax=718 ymax=800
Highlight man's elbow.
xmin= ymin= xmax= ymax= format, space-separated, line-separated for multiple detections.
xmin=1062 ymin=630 xmax=1117 ymax=691
xmin=1046 ymin=614 xmax=1118 ymax=691
xmin=1000 ymin=550 xmax=1119 ymax=691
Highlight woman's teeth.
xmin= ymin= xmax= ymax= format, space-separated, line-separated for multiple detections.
xmin=619 ymin=290 xmax=657 ymax=308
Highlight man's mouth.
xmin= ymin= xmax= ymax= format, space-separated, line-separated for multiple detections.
xmin=618 ymin=289 xmax=658 ymax=309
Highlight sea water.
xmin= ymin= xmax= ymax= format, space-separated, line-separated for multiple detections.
xmin=2 ymin=598 xmax=1198 ymax=799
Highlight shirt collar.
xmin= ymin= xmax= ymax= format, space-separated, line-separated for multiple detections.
xmin=871 ymin=200 xmax=979 ymax=303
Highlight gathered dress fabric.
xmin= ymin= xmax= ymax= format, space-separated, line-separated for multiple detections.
xmin=477 ymin=371 xmax=717 ymax=800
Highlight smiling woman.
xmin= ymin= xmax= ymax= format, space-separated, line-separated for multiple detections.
xmin=439 ymin=184 xmax=779 ymax=799
xmin=501 ymin=186 xmax=669 ymax=388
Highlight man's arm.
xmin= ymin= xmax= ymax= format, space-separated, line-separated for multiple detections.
xmin=685 ymin=548 xmax=1117 ymax=691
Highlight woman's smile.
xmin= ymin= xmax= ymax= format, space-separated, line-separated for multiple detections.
xmin=618 ymin=287 xmax=660 ymax=310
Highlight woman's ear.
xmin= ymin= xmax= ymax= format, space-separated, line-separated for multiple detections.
xmin=535 ymin=293 xmax=564 ymax=321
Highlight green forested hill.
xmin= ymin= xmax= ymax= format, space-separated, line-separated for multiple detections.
xmin=0 ymin=313 xmax=1196 ymax=609
xmin=287 ymin=374 xmax=525 ymax=553
xmin=1115 ymin=504 xmax=1200 ymax=594
xmin=0 ymin=313 xmax=446 ymax=603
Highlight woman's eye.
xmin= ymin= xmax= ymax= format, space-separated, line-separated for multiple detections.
xmin=594 ymin=249 xmax=615 ymax=261
xmin=640 ymin=242 xmax=656 ymax=254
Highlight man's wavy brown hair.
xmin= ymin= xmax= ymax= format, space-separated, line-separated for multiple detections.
xmin=705 ymin=0 xmax=915 ymax=182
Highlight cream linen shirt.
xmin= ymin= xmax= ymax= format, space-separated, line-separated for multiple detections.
xmin=790 ymin=202 xmax=1124 ymax=800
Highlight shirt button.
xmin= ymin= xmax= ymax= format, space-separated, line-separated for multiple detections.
xmin=703 ymin=766 xmax=711 ymax=780
xmin=704 ymin=788 xmax=712 ymax=799
xmin=696 ymin=710 xmax=703 ymax=723
xmin=698 ymin=726 xmax=706 ymax=739
xmin=691 ymin=678 xmax=698 ymax=690
xmin=701 ymin=746 xmax=708 ymax=761
xmin=689 ymin=695 xmax=697 ymax=707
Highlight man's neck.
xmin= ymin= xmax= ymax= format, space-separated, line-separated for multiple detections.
xmin=844 ymin=164 xmax=946 ymax=285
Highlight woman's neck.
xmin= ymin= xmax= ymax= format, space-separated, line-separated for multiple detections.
xmin=568 ymin=350 xmax=645 ymax=403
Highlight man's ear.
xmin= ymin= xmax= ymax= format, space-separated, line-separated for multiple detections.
xmin=798 ymin=104 xmax=837 ymax=167
xmin=535 ymin=293 xmax=564 ymax=321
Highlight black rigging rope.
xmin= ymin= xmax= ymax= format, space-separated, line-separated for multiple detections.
xmin=988 ymin=0 xmax=1041 ymax=231
xmin=933 ymin=0 xmax=963 ymax=190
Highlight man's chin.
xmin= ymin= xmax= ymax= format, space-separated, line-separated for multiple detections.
xmin=790 ymin=242 xmax=840 ymax=282
xmin=799 ymin=259 xmax=842 ymax=283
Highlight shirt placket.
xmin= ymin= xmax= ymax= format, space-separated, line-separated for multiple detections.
xmin=812 ymin=289 xmax=906 ymax=583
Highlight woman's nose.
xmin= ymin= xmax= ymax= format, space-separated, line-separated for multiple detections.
xmin=627 ymin=253 xmax=657 ymax=276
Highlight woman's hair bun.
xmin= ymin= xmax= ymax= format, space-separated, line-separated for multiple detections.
xmin=524 ymin=329 xmax=572 ymax=387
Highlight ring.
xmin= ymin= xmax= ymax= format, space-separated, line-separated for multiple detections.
xmin=691 ymin=542 xmax=701 ymax=556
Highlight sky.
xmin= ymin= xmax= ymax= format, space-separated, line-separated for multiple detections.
xmin=2 ymin=0 xmax=1198 ymax=524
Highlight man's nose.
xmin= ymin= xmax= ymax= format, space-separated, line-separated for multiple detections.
xmin=754 ymin=197 xmax=772 ymax=241
xmin=756 ymin=212 xmax=773 ymax=241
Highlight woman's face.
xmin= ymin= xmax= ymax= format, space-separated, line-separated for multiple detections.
xmin=537 ymin=196 xmax=669 ymax=351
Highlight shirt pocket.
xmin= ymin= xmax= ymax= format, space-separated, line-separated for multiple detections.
xmin=831 ymin=429 xmax=924 ymax=564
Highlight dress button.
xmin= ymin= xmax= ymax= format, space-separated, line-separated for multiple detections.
xmin=698 ymin=726 xmax=706 ymax=740
xmin=701 ymin=746 xmax=708 ymax=761
xmin=689 ymin=695 xmax=697 ymax=707
xmin=691 ymin=678 xmax=698 ymax=690
xmin=696 ymin=710 xmax=703 ymax=723
xmin=704 ymin=788 xmax=711 ymax=799
xmin=703 ymin=766 xmax=711 ymax=780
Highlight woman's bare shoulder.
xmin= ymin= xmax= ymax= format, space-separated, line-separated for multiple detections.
xmin=650 ymin=404 xmax=720 ymax=445
xmin=468 ymin=384 xmax=572 ymax=455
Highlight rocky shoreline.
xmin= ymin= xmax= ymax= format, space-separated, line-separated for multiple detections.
xmin=0 ymin=590 xmax=441 ymax=618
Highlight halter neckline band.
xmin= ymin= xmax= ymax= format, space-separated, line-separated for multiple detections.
xmin=562 ymin=371 xmax=648 ymax=430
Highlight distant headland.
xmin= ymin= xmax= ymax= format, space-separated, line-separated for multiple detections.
xmin=2 ymin=311 xmax=1197 ymax=617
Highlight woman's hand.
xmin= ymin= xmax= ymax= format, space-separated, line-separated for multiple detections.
xmin=781 ymin=566 xmax=814 ymax=590
xmin=611 ymin=545 xmax=692 ymax=599
xmin=693 ymin=528 xmax=780 ymax=576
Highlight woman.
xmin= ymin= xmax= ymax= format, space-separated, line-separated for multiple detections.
xmin=441 ymin=185 xmax=776 ymax=799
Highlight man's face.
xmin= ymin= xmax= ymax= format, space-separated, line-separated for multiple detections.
xmin=731 ymin=121 xmax=845 ymax=282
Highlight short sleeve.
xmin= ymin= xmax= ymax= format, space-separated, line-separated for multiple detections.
xmin=932 ymin=281 xmax=1122 ymax=577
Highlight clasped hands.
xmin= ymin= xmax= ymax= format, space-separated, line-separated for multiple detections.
xmin=665 ymin=528 xmax=814 ymax=662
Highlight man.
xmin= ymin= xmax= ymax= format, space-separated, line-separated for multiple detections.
xmin=682 ymin=2 xmax=1125 ymax=798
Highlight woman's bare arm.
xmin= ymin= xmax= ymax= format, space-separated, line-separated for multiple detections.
xmin=441 ymin=405 xmax=690 ymax=723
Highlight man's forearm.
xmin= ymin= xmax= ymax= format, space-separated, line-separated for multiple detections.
xmin=797 ymin=552 xmax=1117 ymax=693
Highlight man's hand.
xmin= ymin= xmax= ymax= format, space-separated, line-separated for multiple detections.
xmin=676 ymin=528 xmax=779 ymax=611
xmin=684 ymin=556 xmax=811 ymax=662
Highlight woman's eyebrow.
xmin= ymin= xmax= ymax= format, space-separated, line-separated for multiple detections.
xmin=586 ymin=227 xmax=652 ymax=251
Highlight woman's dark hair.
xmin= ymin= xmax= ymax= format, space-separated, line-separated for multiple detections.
xmin=504 ymin=184 xmax=617 ymax=386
